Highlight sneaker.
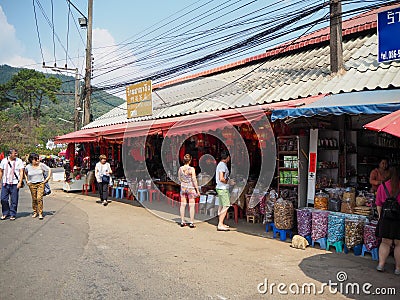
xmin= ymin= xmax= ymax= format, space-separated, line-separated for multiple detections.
xmin=32 ymin=213 xmax=38 ymax=218
xmin=103 ymin=200 xmax=108 ymax=206
xmin=376 ymin=265 xmax=384 ymax=272
xmin=38 ymin=214 xmax=43 ymax=220
xmin=395 ymin=269 xmax=400 ymax=275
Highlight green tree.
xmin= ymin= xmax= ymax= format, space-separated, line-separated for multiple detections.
xmin=0 ymin=69 xmax=62 ymax=127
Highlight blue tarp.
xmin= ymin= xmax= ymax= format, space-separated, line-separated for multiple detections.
xmin=271 ymin=90 xmax=400 ymax=121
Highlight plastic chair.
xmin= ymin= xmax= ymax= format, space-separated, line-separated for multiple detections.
xmin=361 ymin=245 xmax=379 ymax=261
xmin=265 ymin=222 xmax=274 ymax=232
xmin=148 ymin=189 xmax=160 ymax=203
xmin=166 ymin=191 xmax=175 ymax=206
xmin=326 ymin=240 xmax=344 ymax=253
xmin=137 ymin=189 xmax=148 ymax=203
xmin=312 ymin=237 xmax=327 ymax=250
xmin=273 ymin=226 xmax=293 ymax=241
xmin=82 ymin=184 xmax=89 ymax=195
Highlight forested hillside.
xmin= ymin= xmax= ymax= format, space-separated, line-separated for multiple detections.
xmin=0 ymin=64 xmax=124 ymax=154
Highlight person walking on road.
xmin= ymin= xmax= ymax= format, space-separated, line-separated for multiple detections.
xmin=375 ymin=166 xmax=400 ymax=275
xmin=95 ymin=155 xmax=112 ymax=206
xmin=0 ymin=148 xmax=24 ymax=220
xmin=215 ymin=151 xmax=234 ymax=231
xmin=24 ymin=153 xmax=52 ymax=220
xmin=178 ymin=154 xmax=200 ymax=228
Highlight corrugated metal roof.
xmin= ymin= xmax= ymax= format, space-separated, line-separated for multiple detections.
xmin=84 ymin=9 xmax=400 ymax=130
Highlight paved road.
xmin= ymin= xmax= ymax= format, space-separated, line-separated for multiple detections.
xmin=0 ymin=178 xmax=399 ymax=299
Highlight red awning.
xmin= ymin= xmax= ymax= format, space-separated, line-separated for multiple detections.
xmin=54 ymin=95 xmax=323 ymax=143
xmin=363 ymin=110 xmax=400 ymax=138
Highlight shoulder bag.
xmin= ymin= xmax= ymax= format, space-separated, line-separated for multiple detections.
xmin=8 ymin=160 xmax=25 ymax=188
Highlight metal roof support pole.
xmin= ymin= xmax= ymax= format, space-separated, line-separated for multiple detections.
xmin=330 ymin=0 xmax=344 ymax=74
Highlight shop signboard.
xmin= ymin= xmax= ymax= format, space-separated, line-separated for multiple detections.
xmin=307 ymin=129 xmax=318 ymax=205
xmin=378 ymin=6 xmax=400 ymax=63
xmin=126 ymin=80 xmax=152 ymax=118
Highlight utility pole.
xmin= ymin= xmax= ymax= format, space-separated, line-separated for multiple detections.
xmin=330 ymin=0 xmax=344 ymax=74
xmin=83 ymin=0 xmax=93 ymax=126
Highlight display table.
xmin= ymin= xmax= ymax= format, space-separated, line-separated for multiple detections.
xmin=63 ymin=178 xmax=86 ymax=192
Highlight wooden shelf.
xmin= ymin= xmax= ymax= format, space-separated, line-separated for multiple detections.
xmin=279 ymin=184 xmax=298 ymax=187
xmin=279 ymin=167 xmax=298 ymax=171
xmin=318 ymin=148 xmax=339 ymax=151
xmin=278 ymin=151 xmax=298 ymax=155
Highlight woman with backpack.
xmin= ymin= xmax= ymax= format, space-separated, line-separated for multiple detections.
xmin=375 ymin=166 xmax=400 ymax=275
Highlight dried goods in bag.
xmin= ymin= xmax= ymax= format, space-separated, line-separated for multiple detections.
xmin=327 ymin=213 xmax=345 ymax=243
xmin=274 ymin=198 xmax=294 ymax=230
xmin=345 ymin=217 xmax=365 ymax=249
xmin=364 ymin=222 xmax=380 ymax=251
xmin=314 ymin=190 xmax=329 ymax=210
xmin=328 ymin=198 xmax=341 ymax=212
xmin=311 ymin=210 xmax=329 ymax=241
xmin=297 ymin=208 xmax=313 ymax=237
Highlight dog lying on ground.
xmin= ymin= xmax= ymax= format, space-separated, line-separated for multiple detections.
xmin=290 ymin=235 xmax=309 ymax=250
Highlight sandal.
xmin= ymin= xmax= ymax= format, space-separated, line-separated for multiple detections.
xmin=180 ymin=222 xmax=187 ymax=227
xmin=217 ymin=226 xmax=230 ymax=231
xmin=32 ymin=213 xmax=38 ymax=218
xmin=376 ymin=265 xmax=385 ymax=272
xmin=1 ymin=215 xmax=8 ymax=220
xmin=9 ymin=216 xmax=16 ymax=221
xmin=189 ymin=223 xmax=196 ymax=228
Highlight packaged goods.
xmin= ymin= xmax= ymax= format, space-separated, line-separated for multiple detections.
xmin=364 ymin=221 xmax=380 ymax=251
xmin=311 ymin=210 xmax=329 ymax=241
xmin=327 ymin=213 xmax=345 ymax=243
xmin=274 ymin=198 xmax=294 ymax=230
xmin=356 ymin=195 xmax=367 ymax=207
xmin=341 ymin=198 xmax=355 ymax=214
xmin=345 ymin=216 xmax=365 ymax=249
xmin=264 ymin=190 xmax=277 ymax=223
xmin=297 ymin=208 xmax=313 ymax=237
xmin=314 ymin=191 xmax=329 ymax=210
xmin=328 ymin=198 xmax=341 ymax=212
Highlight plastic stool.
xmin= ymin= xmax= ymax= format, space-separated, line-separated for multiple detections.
xmin=304 ymin=235 xmax=312 ymax=245
xmin=148 ymin=189 xmax=160 ymax=203
xmin=273 ymin=227 xmax=293 ymax=241
xmin=326 ymin=240 xmax=344 ymax=252
xmin=82 ymin=184 xmax=89 ymax=195
xmin=343 ymin=244 xmax=363 ymax=256
xmin=246 ymin=215 xmax=258 ymax=223
xmin=115 ymin=187 xmax=124 ymax=199
xmin=312 ymin=237 xmax=327 ymax=250
xmin=91 ymin=182 xmax=96 ymax=193
xmin=361 ymin=245 xmax=378 ymax=260
xmin=137 ymin=189 xmax=148 ymax=203
xmin=232 ymin=204 xmax=243 ymax=224
xmin=171 ymin=192 xmax=180 ymax=207
xmin=265 ymin=222 xmax=274 ymax=232
xmin=166 ymin=191 xmax=175 ymax=206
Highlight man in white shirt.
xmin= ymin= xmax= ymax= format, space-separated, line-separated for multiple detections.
xmin=215 ymin=151 xmax=233 ymax=231
xmin=0 ymin=149 xmax=24 ymax=220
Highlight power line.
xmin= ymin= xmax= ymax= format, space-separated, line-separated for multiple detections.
xmin=32 ymin=0 xmax=45 ymax=64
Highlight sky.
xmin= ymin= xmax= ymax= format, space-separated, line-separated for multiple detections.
xmin=0 ymin=0 xmax=391 ymax=96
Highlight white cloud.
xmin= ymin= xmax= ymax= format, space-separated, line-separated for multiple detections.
xmin=92 ymin=27 xmax=138 ymax=98
xmin=0 ymin=6 xmax=36 ymax=68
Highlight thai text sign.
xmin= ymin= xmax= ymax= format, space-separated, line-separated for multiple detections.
xmin=378 ymin=7 xmax=400 ymax=63
xmin=126 ymin=80 xmax=152 ymax=118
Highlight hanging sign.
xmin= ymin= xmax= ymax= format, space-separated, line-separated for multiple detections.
xmin=126 ymin=80 xmax=152 ymax=118
xmin=378 ymin=6 xmax=400 ymax=63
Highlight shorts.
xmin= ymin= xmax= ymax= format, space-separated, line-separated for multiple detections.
xmin=216 ymin=188 xmax=230 ymax=207
xmin=180 ymin=186 xmax=197 ymax=200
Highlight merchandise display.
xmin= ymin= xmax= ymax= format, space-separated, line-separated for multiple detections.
xmin=314 ymin=190 xmax=329 ymax=210
xmin=296 ymin=208 xmax=313 ymax=237
xmin=274 ymin=198 xmax=294 ymax=230
xmin=264 ymin=190 xmax=278 ymax=223
xmin=327 ymin=213 xmax=345 ymax=243
xmin=363 ymin=221 xmax=380 ymax=251
xmin=345 ymin=216 xmax=366 ymax=249
xmin=311 ymin=210 xmax=329 ymax=241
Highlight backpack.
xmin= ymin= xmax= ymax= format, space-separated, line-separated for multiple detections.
xmin=382 ymin=183 xmax=400 ymax=220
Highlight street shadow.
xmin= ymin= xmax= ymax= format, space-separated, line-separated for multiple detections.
xmin=298 ymin=251 xmax=400 ymax=299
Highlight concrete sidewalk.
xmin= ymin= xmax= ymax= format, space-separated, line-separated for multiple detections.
xmin=0 ymin=181 xmax=399 ymax=299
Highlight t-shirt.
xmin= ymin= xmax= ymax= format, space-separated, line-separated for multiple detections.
xmin=0 ymin=157 xmax=24 ymax=185
xmin=95 ymin=162 xmax=111 ymax=182
xmin=25 ymin=163 xmax=50 ymax=184
xmin=375 ymin=180 xmax=400 ymax=206
xmin=215 ymin=161 xmax=229 ymax=190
